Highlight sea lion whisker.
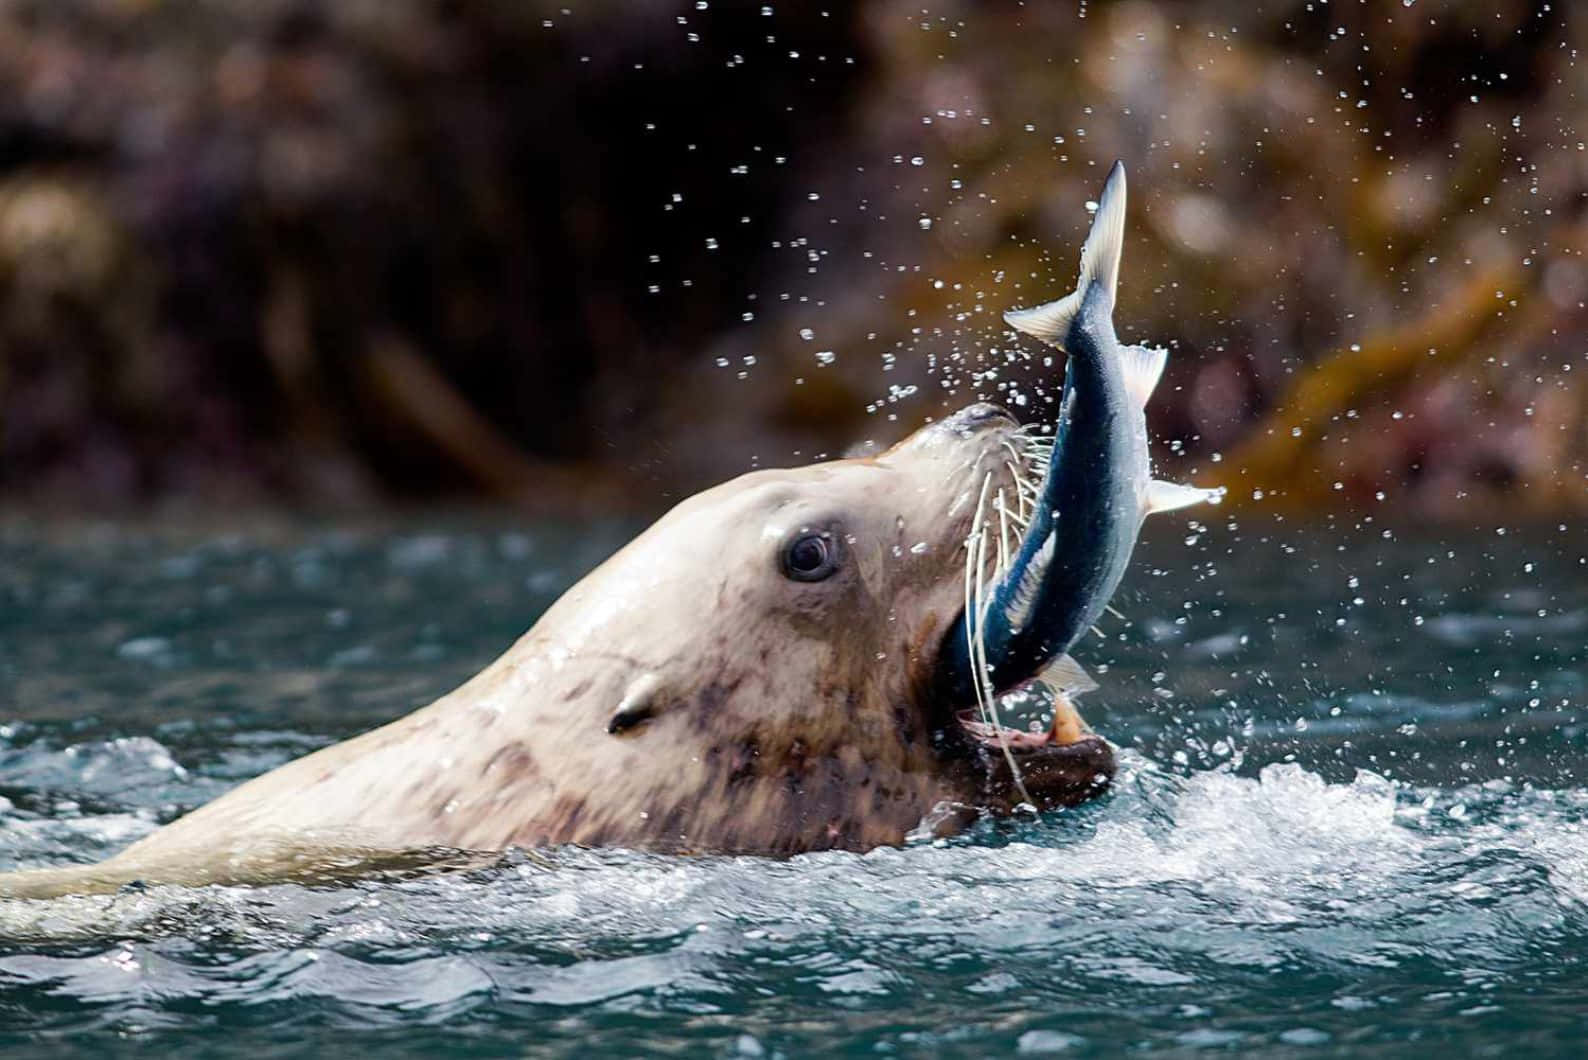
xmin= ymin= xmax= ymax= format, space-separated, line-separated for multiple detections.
xmin=1005 ymin=462 xmax=1036 ymax=532
xmin=967 ymin=469 xmax=994 ymax=554
xmin=968 ymin=513 xmax=1035 ymax=809
xmin=961 ymin=474 xmax=994 ymax=737
xmin=959 ymin=491 xmax=1035 ymax=807
xmin=1000 ymin=447 xmax=1032 ymax=522
xmin=995 ymin=488 xmax=1012 ymax=578
xmin=962 ymin=469 xmax=994 ymax=623
xmin=962 ymin=471 xmax=995 ymax=696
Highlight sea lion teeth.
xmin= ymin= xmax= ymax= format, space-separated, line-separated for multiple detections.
xmin=1047 ymin=692 xmax=1091 ymax=747
xmin=954 ymin=688 xmax=1092 ymax=751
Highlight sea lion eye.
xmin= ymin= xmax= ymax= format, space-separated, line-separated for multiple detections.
xmin=782 ymin=531 xmax=838 ymax=582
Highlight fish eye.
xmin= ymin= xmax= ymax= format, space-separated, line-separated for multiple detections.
xmin=781 ymin=529 xmax=839 ymax=582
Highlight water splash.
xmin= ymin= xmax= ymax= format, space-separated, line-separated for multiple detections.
xmin=0 ymin=518 xmax=1585 ymax=1054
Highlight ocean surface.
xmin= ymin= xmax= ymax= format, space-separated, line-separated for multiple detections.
xmin=0 ymin=512 xmax=1584 ymax=1057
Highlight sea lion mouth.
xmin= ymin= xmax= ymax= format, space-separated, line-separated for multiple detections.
xmin=947 ymin=687 xmax=1115 ymax=810
xmin=910 ymin=402 xmax=1118 ymax=810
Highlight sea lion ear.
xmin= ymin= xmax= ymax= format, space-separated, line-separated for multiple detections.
xmin=607 ymin=672 xmax=666 ymax=735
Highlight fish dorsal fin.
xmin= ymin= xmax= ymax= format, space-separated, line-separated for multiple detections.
xmin=1003 ymin=160 xmax=1128 ymax=348
xmin=1034 ymin=652 xmax=1099 ymax=697
xmin=1146 ymin=479 xmax=1225 ymax=515
xmin=1120 ymin=343 xmax=1168 ymax=408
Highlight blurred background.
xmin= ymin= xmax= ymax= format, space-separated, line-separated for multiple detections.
xmin=0 ymin=0 xmax=1582 ymax=520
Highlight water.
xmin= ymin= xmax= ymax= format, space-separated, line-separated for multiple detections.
xmin=0 ymin=514 xmax=1585 ymax=1056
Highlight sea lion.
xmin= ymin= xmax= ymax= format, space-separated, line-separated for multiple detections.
xmin=0 ymin=403 xmax=1108 ymax=897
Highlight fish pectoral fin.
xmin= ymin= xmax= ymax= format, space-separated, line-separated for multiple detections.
xmin=1035 ymin=652 xmax=1100 ymax=697
xmin=1146 ymin=479 xmax=1225 ymax=515
xmin=1120 ymin=343 xmax=1169 ymax=408
xmin=1003 ymin=160 xmax=1128 ymax=349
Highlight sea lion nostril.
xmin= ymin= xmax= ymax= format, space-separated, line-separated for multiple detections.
xmin=946 ymin=402 xmax=1017 ymax=431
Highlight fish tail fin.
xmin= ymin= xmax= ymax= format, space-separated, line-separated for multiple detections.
xmin=1004 ymin=159 xmax=1128 ymax=349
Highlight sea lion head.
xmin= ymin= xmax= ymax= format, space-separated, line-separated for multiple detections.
xmin=511 ymin=402 xmax=1114 ymax=853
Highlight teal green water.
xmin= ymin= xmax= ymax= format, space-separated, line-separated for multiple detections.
xmin=0 ymin=514 xmax=1585 ymax=1057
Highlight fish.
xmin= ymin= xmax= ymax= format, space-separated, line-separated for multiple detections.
xmin=937 ymin=161 xmax=1223 ymax=708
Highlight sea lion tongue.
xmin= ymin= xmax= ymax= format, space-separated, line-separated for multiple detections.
xmin=933 ymin=161 xmax=1222 ymax=711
